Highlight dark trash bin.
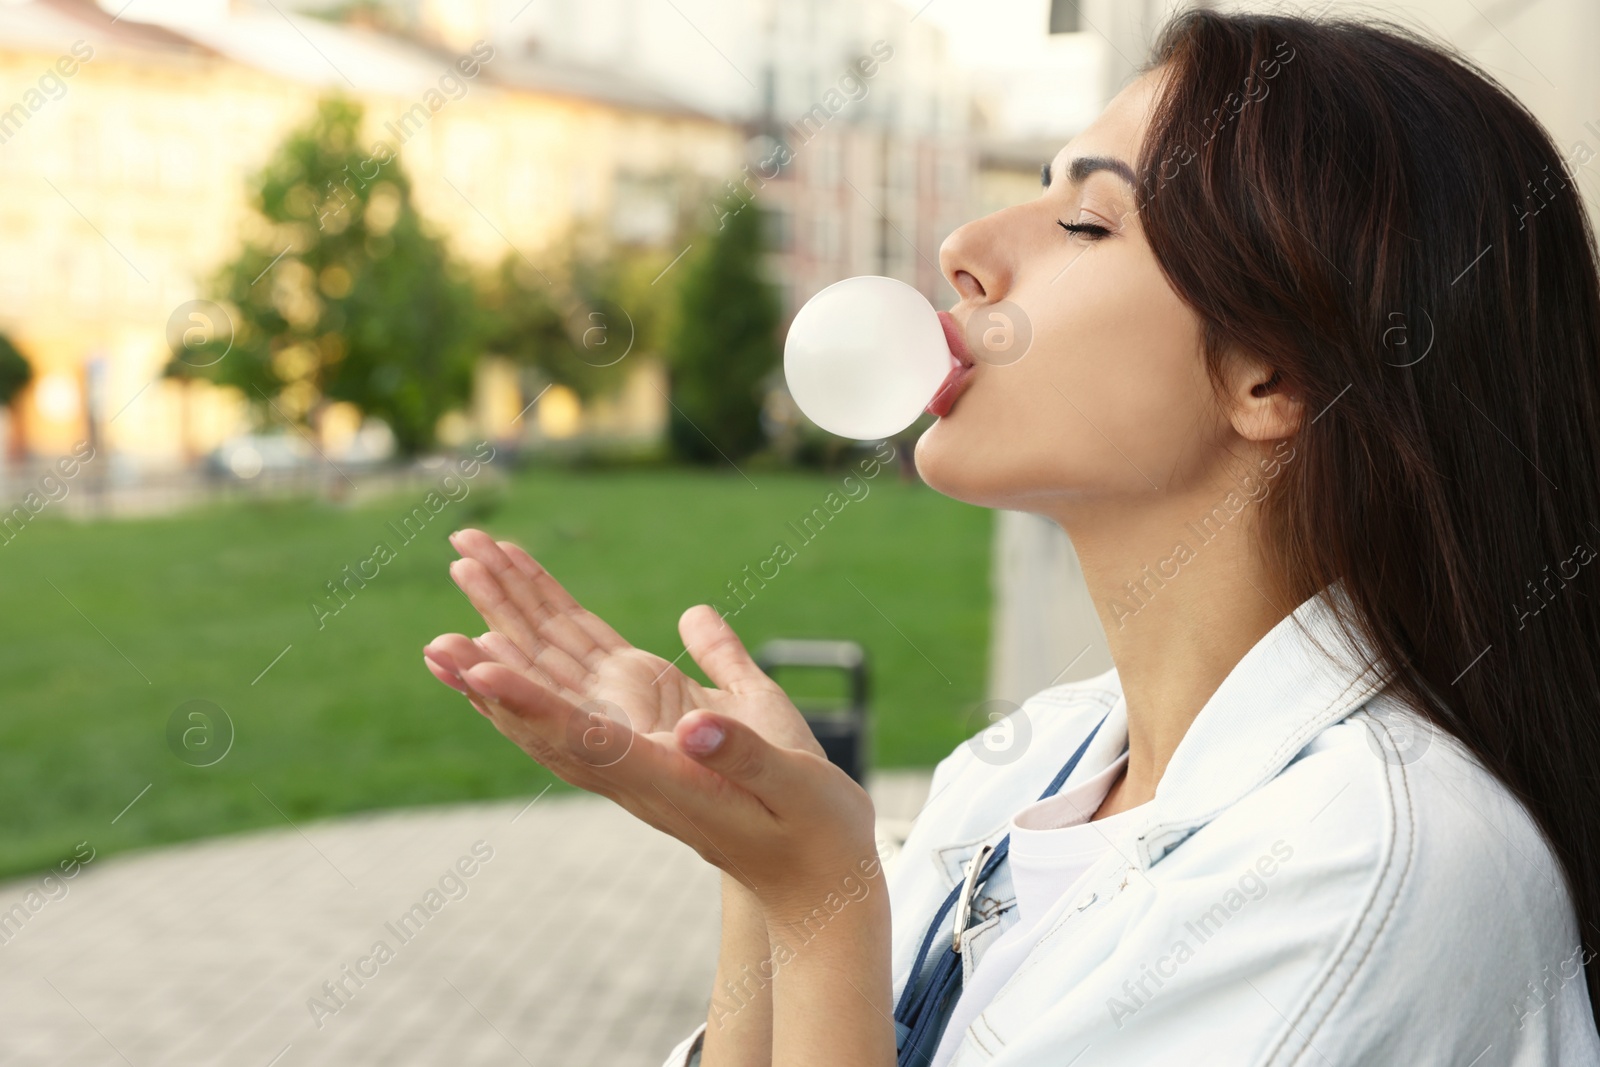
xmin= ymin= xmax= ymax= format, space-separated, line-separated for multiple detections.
xmin=753 ymin=638 xmax=870 ymax=785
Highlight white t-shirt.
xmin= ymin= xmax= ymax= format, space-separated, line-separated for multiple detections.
xmin=930 ymin=751 xmax=1147 ymax=1067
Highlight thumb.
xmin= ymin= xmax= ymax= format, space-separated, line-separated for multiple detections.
xmin=679 ymin=604 xmax=777 ymax=695
xmin=675 ymin=709 xmax=799 ymax=800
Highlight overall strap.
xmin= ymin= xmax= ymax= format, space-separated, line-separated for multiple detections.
xmin=892 ymin=712 xmax=1110 ymax=1065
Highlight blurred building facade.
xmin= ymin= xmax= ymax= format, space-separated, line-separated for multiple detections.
xmin=390 ymin=0 xmax=978 ymax=322
xmin=751 ymin=0 xmax=973 ymax=322
xmin=0 ymin=0 xmax=744 ymax=464
xmin=0 ymin=0 xmax=981 ymax=467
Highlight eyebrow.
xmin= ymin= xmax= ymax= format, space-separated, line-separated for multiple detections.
xmin=1041 ymin=155 xmax=1137 ymax=188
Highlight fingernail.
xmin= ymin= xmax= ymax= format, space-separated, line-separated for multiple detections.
xmin=682 ymin=720 xmax=725 ymax=755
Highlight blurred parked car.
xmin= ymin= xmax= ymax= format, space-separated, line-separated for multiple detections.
xmin=204 ymin=434 xmax=316 ymax=480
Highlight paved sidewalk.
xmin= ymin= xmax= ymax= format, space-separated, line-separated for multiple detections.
xmin=0 ymin=771 xmax=933 ymax=1067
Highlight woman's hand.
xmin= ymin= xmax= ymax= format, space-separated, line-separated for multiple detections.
xmin=425 ymin=528 xmax=897 ymax=1065
xmin=423 ymin=529 xmax=872 ymax=906
xmin=426 ymin=529 xmax=825 ymax=760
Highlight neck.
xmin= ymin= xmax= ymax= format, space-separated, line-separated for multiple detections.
xmin=1039 ymin=474 xmax=1289 ymax=816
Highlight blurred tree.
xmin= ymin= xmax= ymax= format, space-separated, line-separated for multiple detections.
xmin=662 ymin=203 xmax=780 ymax=464
xmin=0 ymin=332 xmax=32 ymax=409
xmin=477 ymin=235 xmax=677 ymax=407
xmin=0 ymin=331 xmax=32 ymax=464
xmin=169 ymin=95 xmax=478 ymax=456
xmin=317 ymin=0 xmax=408 ymax=33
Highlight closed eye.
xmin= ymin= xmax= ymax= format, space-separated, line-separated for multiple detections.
xmin=1058 ymin=220 xmax=1112 ymax=240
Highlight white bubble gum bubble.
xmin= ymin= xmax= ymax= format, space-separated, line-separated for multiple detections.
xmin=783 ymin=276 xmax=951 ymax=440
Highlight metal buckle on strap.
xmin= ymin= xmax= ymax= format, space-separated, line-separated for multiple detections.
xmin=952 ymin=842 xmax=995 ymax=954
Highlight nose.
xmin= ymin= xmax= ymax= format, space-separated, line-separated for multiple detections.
xmin=939 ymin=211 xmax=1012 ymax=307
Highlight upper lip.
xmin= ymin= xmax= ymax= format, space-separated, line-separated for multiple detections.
xmin=925 ymin=309 xmax=978 ymax=417
xmin=937 ymin=310 xmax=976 ymax=369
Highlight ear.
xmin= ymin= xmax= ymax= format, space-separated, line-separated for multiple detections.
xmin=1222 ymin=351 xmax=1302 ymax=442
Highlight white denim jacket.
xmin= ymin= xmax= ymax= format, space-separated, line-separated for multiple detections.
xmin=662 ymin=586 xmax=1600 ymax=1065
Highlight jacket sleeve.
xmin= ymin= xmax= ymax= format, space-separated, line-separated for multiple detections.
xmin=659 ymin=1021 xmax=706 ymax=1067
xmin=1260 ymin=725 xmax=1600 ymax=1065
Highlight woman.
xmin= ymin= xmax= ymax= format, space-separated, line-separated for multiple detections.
xmin=422 ymin=10 xmax=1600 ymax=1065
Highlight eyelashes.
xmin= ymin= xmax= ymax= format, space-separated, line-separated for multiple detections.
xmin=1058 ymin=220 xmax=1113 ymax=241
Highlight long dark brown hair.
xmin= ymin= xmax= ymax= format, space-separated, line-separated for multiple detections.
xmin=1136 ymin=9 xmax=1600 ymax=1023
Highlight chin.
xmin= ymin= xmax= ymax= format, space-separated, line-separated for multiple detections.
xmin=913 ymin=418 xmax=1014 ymax=509
xmin=916 ymin=415 xmax=1083 ymax=513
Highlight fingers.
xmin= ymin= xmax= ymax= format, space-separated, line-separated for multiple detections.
xmin=433 ymin=629 xmax=530 ymax=673
xmin=498 ymin=540 xmax=630 ymax=653
xmin=445 ymin=547 xmax=550 ymax=664
xmin=423 ymin=650 xmax=466 ymax=692
xmin=673 ymin=709 xmax=807 ymax=814
xmin=670 ymin=712 xmax=880 ymax=904
xmin=680 ymin=605 xmax=783 ymax=697
xmin=460 ymin=660 xmax=679 ymax=816
xmin=460 ymin=660 xmax=599 ymax=774
xmin=455 ymin=662 xmax=851 ymax=894
xmin=422 ymin=635 xmax=494 ymax=717
xmin=450 ymin=529 xmax=609 ymax=679
xmin=460 ymin=661 xmax=775 ymax=825
xmin=428 ymin=633 xmax=493 ymax=673
xmin=448 ymin=554 xmax=590 ymax=698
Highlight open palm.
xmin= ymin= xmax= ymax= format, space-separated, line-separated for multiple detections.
xmin=425 ymin=529 xmax=825 ymax=762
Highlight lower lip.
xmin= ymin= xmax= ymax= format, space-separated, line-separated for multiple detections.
xmin=925 ymin=362 xmax=976 ymax=417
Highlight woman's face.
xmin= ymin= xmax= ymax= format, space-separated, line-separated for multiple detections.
xmin=915 ymin=68 xmax=1255 ymax=515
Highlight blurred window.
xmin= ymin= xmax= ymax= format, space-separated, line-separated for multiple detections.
xmin=70 ymin=117 xmax=96 ymax=182
xmin=159 ymin=134 xmax=191 ymax=190
xmin=611 ymin=172 xmax=676 ymax=245
xmin=764 ymin=205 xmax=792 ymax=252
xmin=67 ymin=247 xmax=102 ymax=308
xmin=1049 ymin=0 xmax=1081 ymax=34
xmin=939 ymin=151 xmax=966 ymax=197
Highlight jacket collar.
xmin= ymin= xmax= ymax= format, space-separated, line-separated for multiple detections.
xmin=1100 ymin=580 xmax=1389 ymax=868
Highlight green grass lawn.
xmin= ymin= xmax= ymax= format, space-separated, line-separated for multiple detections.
xmin=0 ymin=458 xmax=993 ymax=881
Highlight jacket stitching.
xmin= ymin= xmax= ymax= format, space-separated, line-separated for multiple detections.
xmin=973 ymin=1010 xmax=1005 ymax=1052
xmin=919 ymin=692 xmax=1121 ymax=1052
xmin=965 ymin=673 xmax=1387 ymax=1052
xmin=973 ymin=893 xmax=1013 ymax=921
xmin=961 ymin=912 xmax=1004 ymax=984
xmin=934 ymin=827 xmax=1010 ymax=889
xmin=989 ymin=853 xmax=1124 ymax=991
xmin=1264 ymin=706 xmax=1415 ymax=1066
xmin=1256 ymin=705 xmax=1398 ymax=1063
xmin=1260 ymin=666 xmax=1384 ymax=771
xmin=1286 ymin=707 xmax=1416 ymax=1065
xmin=967 ymin=1015 xmax=997 ymax=1056
xmin=1136 ymin=671 xmax=1383 ymax=861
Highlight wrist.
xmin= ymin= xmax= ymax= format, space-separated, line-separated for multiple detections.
xmin=756 ymin=849 xmax=888 ymax=931
xmin=762 ymin=861 xmax=896 ymax=1067
xmin=721 ymin=871 xmax=767 ymax=932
